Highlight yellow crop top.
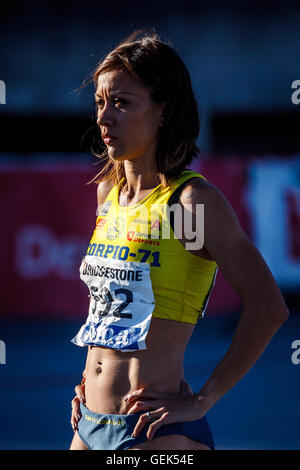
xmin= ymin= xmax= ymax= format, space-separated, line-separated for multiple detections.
xmin=84 ymin=169 xmax=217 ymax=325
xmin=71 ymin=169 xmax=218 ymax=350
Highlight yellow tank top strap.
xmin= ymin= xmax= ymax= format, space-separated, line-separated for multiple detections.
xmin=169 ymin=169 xmax=207 ymax=190
xmin=143 ymin=169 xmax=207 ymax=208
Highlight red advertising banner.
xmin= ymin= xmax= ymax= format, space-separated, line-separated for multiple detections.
xmin=3 ymin=156 xmax=297 ymax=319
xmin=1 ymin=163 xmax=95 ymax=318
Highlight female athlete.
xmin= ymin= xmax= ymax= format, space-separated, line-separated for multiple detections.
xmin=69 ymin=29 xmax=289 ymax=450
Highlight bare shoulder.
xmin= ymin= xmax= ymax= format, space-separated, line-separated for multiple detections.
xmin=178 ymin=177 xmax=241 ymax=228
xmin=97 ymin=179 xmax=114 ymax=208
xmin=179 ymin=176 xmax=244 ymax=247
xmin=179 ymin=176 xmax=231 ymax=208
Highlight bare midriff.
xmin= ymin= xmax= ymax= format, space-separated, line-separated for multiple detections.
xmin=84 ymin=318 xmax=195 ymax=415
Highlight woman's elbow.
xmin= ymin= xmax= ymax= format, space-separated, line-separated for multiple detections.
xmin=261 ymin=299 xmax=290 ymax=325
xmin=244 ymin=293 xmax=290 ymax=325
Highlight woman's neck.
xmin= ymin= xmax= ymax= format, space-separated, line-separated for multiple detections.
xmin=123 ymin=160 xmax=160 ymax=195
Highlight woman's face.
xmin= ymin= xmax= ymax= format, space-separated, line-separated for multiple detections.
xmin=95 ymin=69 xmax=164 ymax=165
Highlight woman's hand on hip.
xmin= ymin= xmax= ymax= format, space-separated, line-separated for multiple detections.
xmin=124 ymin=379 xmax=206 ymax=441
xmin=70 ymin=379 xmax=86 ymax=432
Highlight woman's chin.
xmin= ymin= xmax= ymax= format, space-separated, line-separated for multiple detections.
xmin=108 ymin=150 xmax=132 ymax=163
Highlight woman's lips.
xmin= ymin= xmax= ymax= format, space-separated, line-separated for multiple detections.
xmin=102 ymin=135 xmax=116 ymax=144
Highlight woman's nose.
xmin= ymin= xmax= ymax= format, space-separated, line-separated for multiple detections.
xmin=97 ymin=105 xmax=114 ymax=127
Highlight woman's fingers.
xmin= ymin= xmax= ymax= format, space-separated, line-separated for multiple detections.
xmin=126 ymin=400 xmax=159 ymax=415
xmin=125 ymin=388 xmax=170 ymax=403
xmin=131 ymin=408 xmax=167 ymax=439
xmin=71 ymin=396 xmax=82 ymax=432
xmin=71 ymin=377 xmax=85 ymax=431
xmin=75 ymin=383 xmax=86 ymax=404
xmin=146 ymin=413 xmax=169 ymax=440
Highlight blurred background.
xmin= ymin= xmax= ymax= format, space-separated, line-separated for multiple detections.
xmin=0 ymin=0 xmax=300 ymax=450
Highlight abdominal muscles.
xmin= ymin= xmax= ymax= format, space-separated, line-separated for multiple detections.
xmin=84 ymin=318 xmax=194 ymax=415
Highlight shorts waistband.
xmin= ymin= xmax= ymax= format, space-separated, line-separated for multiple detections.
xmin=80 ymin=402 xmax=145 ymax=422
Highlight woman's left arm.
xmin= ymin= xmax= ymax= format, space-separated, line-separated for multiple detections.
xmin=187 ymin=180 xmax=289 ymax=414
xmin=124 ymin=180 xmax=289 ymax=438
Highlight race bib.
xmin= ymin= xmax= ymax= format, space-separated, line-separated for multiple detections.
xmin=71 ymin=256 xmax=155 ymax=351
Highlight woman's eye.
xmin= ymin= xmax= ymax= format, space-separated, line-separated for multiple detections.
xmin=113 ymin=98 xmax=126 ymax=107
xmin=93 ymin=100 xmax=104 ymax=108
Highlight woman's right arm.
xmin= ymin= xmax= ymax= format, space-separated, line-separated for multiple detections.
xmin=70 ymin=179 xmax=113 ymax=431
